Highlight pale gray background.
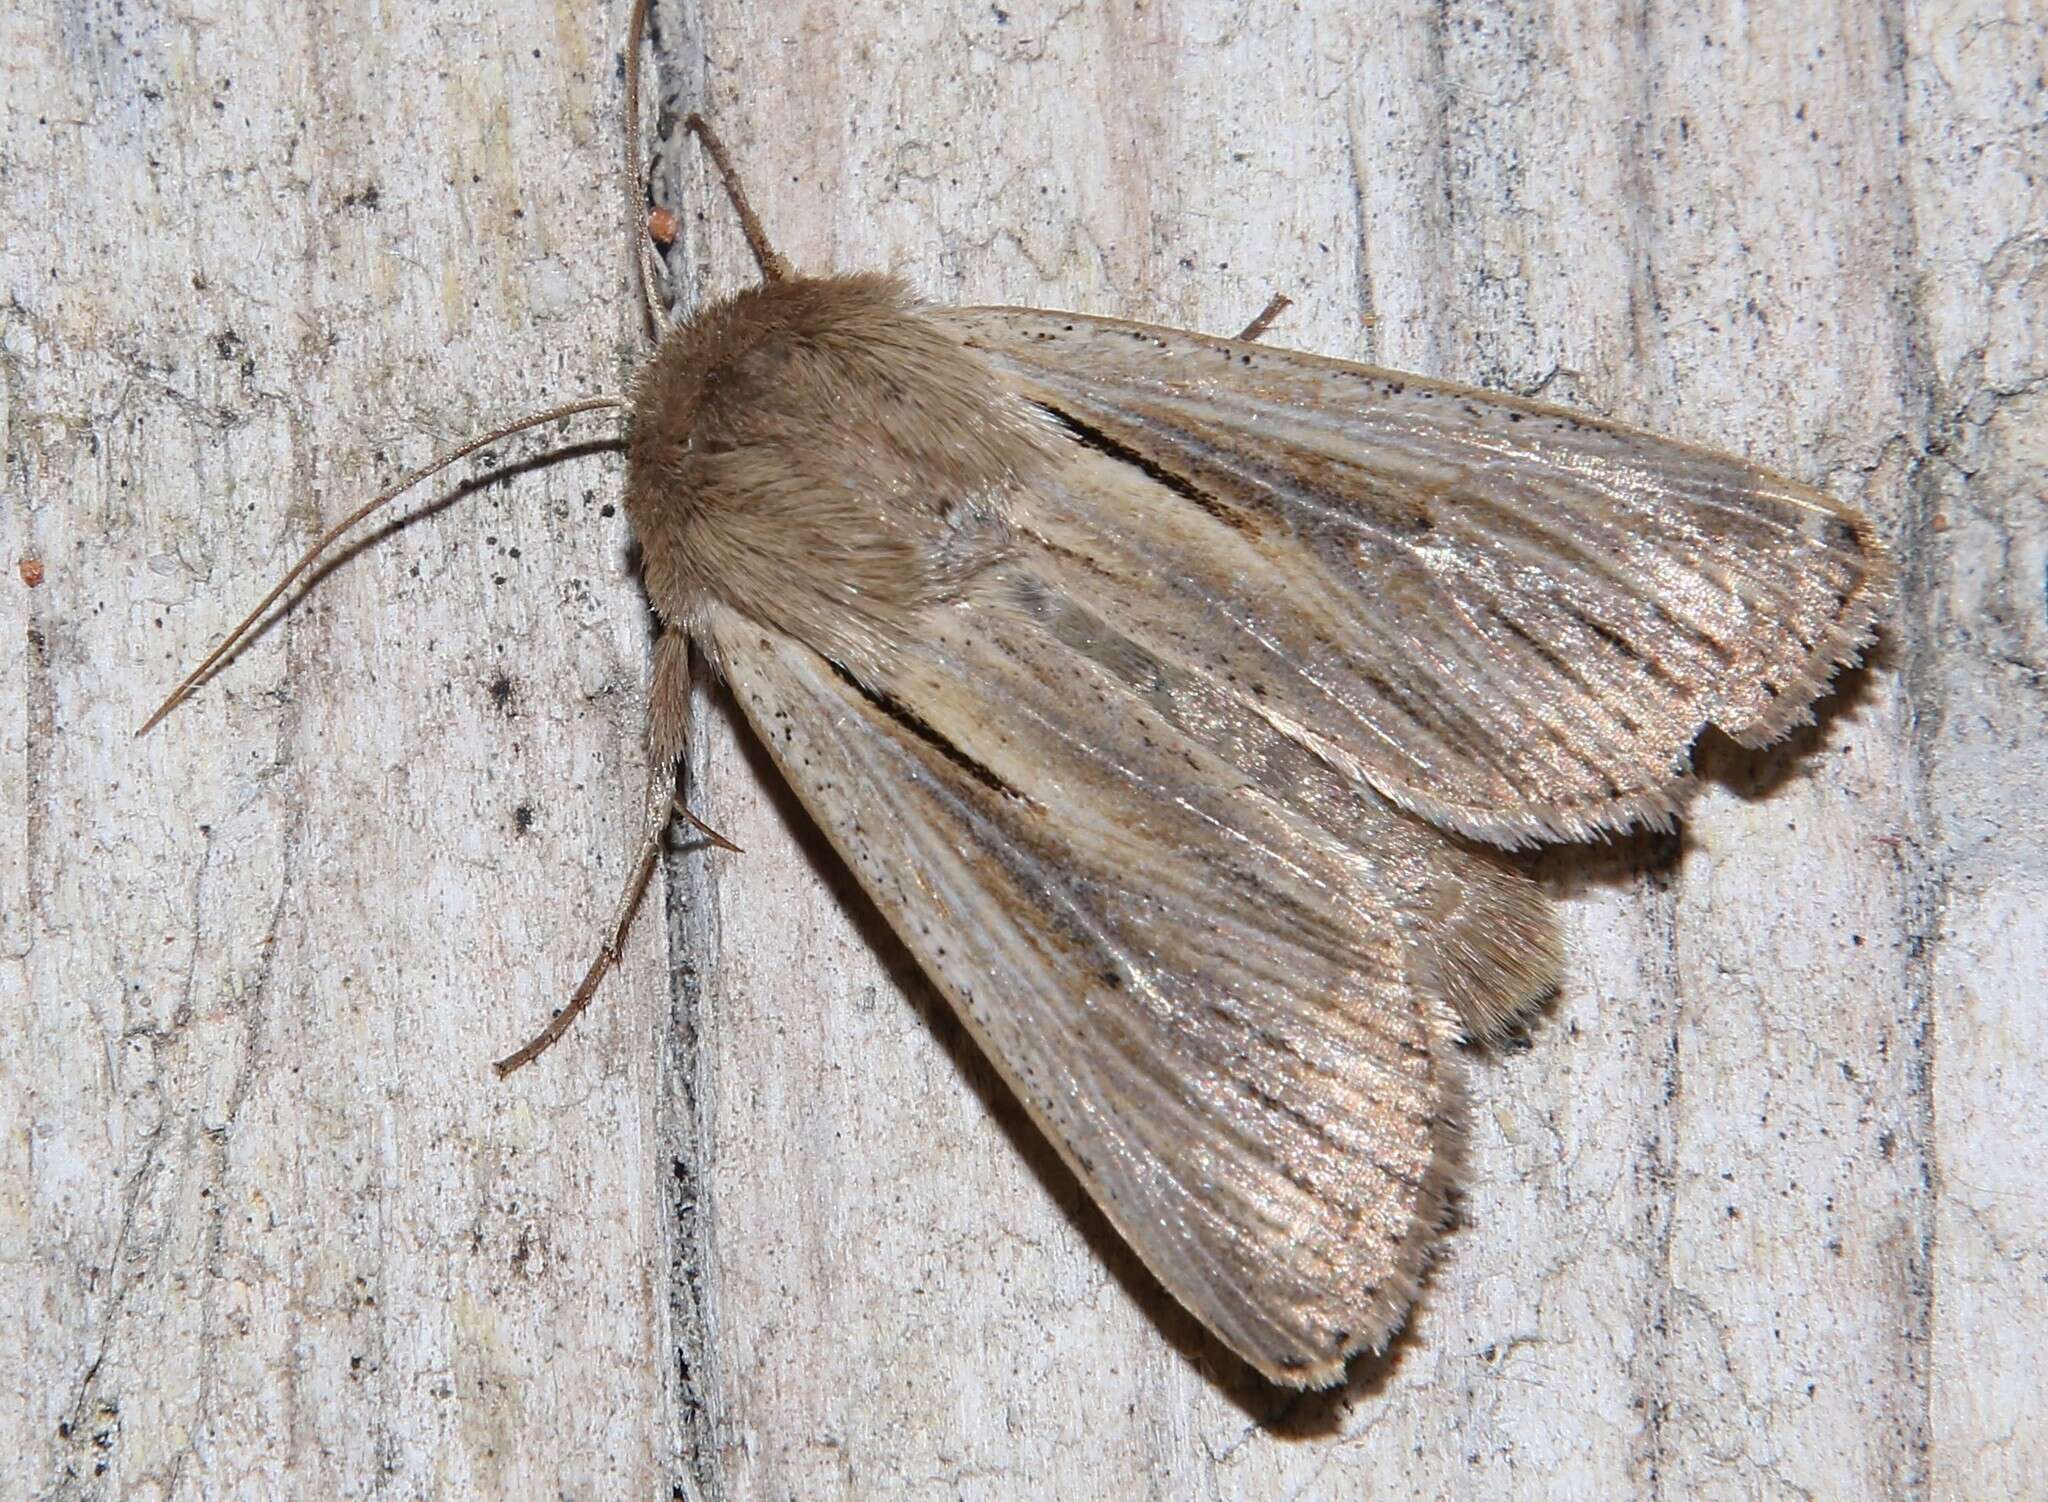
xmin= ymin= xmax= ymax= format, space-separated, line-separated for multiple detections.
xmin=5 ymin=1 xmax=2042 ymax=1497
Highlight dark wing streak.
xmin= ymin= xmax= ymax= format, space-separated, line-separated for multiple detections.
xmin=1028 ymin=457 xmax=1652 ymax=841
xmin=1005 ymin=326 xmax=1846 ymax=548
xmin=796 ymin=666 xmax=1222 ymax=1202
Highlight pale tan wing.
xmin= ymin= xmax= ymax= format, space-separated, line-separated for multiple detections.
xmin=707 ymin=596 xmax=1460 ymax=1387
xmin=1003 ymin=571 xmax=1563 ymax=1045
xmin=939 ymin=308 xmax=1893 ymax=845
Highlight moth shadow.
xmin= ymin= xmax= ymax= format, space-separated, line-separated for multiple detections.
xmin=1526 ymin=645 xmax=1888 ymax=906
xmin=1524 ymin=823 xmax=1684 ymax=924
xmin=1694 ymin=647 xmax=1888 ymax=806
xmin=717 ymin=693 xmax=1350 ymax=1424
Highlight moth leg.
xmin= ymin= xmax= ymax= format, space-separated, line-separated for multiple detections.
xmin=685 ymin=113 xmax=792 ymax=283
xmin=494 ymin=632 xmax=734 ymax=1075
xmin=1233 ymin=292 xmax=1292 ymax=342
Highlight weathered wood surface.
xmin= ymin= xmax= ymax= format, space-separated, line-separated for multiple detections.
xmin=5 ymin=1 xmax=2042 ymax=1497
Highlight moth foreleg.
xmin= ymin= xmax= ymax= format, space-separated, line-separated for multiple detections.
xmin=493 ymin=632 xmax=711 ymax=1075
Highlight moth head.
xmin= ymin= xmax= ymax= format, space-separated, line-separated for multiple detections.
xmin=622 ymin=273 xmax=1055 ymax=668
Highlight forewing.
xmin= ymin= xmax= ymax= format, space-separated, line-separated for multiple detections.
xmin=708 ymin=596 xmax=1459 ymax=1387
xmin=940 ymin=308 xmax=1892 ymax=845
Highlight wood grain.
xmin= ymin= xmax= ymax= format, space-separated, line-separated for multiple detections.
xmin=5 ymin=1 xmax=2041 ymax=1497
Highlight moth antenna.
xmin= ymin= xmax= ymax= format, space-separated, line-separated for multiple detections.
xmin=137 ymin=396 xmax=622 ymax=736
xmin=624 ymin=0 xmax=672 ymax=335
xmin=685 ymin=112 xmax=793 ymax=283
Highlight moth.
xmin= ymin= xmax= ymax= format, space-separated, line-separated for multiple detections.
xmin=146 ymin=0 xmax=1892 ymax=1389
